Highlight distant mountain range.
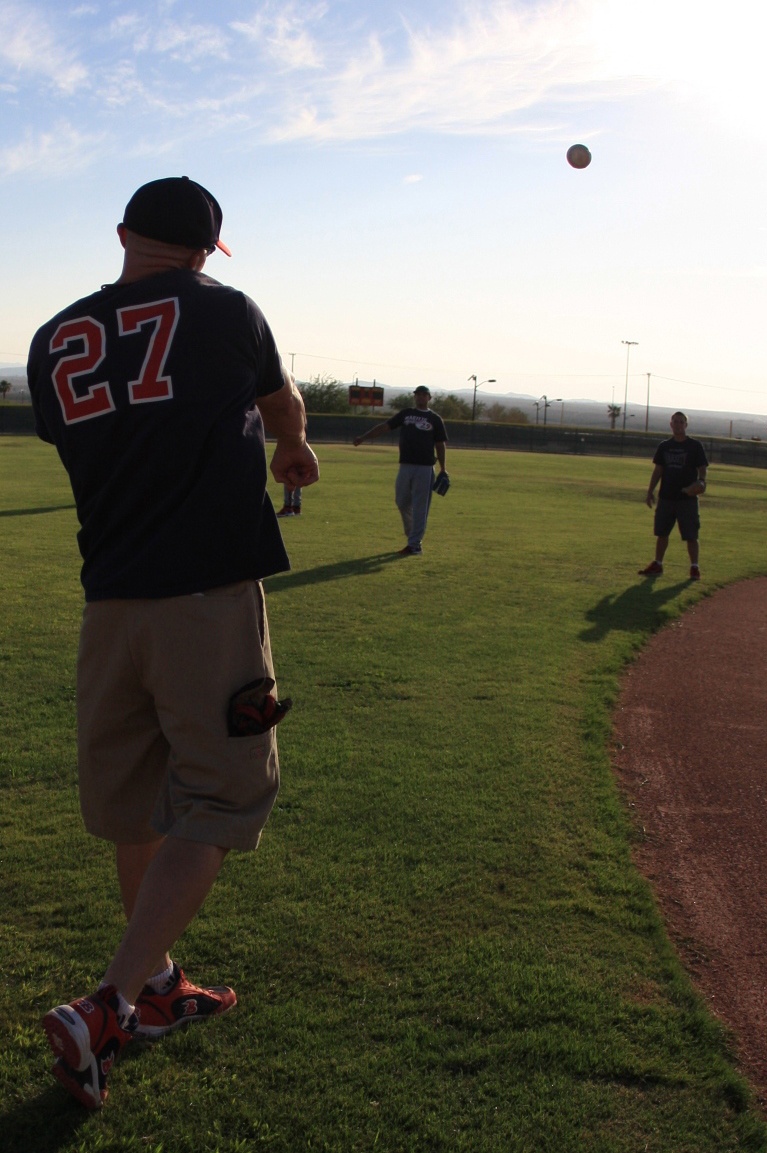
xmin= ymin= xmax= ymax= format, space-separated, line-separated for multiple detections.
xmin=3 ymin=367 xmax=763 ymax=440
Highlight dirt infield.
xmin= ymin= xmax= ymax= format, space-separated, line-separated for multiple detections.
xmin=613 ymin=577 xmax=767 ymax=1101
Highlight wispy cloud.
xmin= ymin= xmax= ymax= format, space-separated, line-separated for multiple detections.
xmin=231 ymin=2 xmax=328 ymax=70
xmin=153 ymin=22 xmax=229 ymax=63
xmin=0 ymin=120 xmax=105 ymax=176
xmin=267 ymin=1 xmax=656 ymax=143
xmin=0 ymin=1 xmax=87 ymax=93
xmin=102 ymin=11 xmax=229 ymax=63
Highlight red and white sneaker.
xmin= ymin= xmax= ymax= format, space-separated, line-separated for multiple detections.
xmin=42 ymin=985 xmax=136 ymax=1109
xmin=133 ymin=963 xmax=237 ymax=1038
xmin=638 ymin=560 xmax=663 ymax=576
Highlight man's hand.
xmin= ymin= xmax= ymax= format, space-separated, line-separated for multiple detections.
xmin=682 ymin=479 xmax=706 ymax=496
xmin=270 ymin=438 xmax=319 ymax=489
xmin=645 ymin=464 xmax=662 ymax=510
xmin=256 ymin=370 xmax=318 ymax=490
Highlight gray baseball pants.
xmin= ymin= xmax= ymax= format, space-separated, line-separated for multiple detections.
xmin=395 ymin=464 xmax=434 ymax=548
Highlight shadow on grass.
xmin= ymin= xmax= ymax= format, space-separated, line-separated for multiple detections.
xmin=1 ymin=1081 xmax=91 ymax=1151
xmin=581 ymin=578 xmax=691 ymax=641
xmin=0 ymin=505 xmax=76 ymax=518
xmin=2 ymin=1042 xmax=158 ymax=1148
xmin=264 ymin=551 xmax=401 ymax=593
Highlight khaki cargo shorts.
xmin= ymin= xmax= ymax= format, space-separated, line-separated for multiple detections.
xmin=77 ymin=580 xmax=279 ymax=851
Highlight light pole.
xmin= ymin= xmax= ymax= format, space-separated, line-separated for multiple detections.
xmin=468 ymin=374 xmax=496 ymax=421
xmin=539 ymin=395 xmax=562 ymax=429
xmin=621 ymin=341 xmax=637 ymax=430
xmin=645 ymin=372 xmax=651 ymax=432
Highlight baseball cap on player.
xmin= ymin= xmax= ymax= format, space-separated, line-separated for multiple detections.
xmin=414 ymin=386 xmax=431 ymax=396
xmin=122 ymin=176 xmax=232 ymax=257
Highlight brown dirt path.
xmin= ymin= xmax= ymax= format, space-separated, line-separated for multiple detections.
xmin=613 ymin=577 xmax=767 ymax=1101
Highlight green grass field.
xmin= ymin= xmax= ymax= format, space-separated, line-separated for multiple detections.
xmin=1 ymin=436 xmax=766 ymax=1152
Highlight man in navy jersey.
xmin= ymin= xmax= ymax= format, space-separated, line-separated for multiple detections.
xmin=638 ymin=411 xmax=708 ymax=580
xmin=28 ymin=177 xmax=319 ymax=1108
xmin=353 ymin=385 xmax=447 ymax=555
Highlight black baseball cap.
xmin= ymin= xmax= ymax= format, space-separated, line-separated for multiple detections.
xmin=122 ymin=176 xmax=232 ymax=256
xmin=414 ymin=385 xmax=431 ymax=395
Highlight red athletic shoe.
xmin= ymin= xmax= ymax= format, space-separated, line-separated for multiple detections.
xmin=42 ymin=985 xmax=135 ymax=1109
xmin=689 ymin=565 xmax=701 ymax=581
xmin=133 ymin=963 xmax=237 ymax=1038
xmin=276 ymin=505 xmax=294 ymax=517
xmin=638 ymin=560 xmax=663 ymax=576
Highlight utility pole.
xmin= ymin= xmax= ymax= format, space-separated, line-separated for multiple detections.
xmin=621 ymin=341 xmax=638 ymax=430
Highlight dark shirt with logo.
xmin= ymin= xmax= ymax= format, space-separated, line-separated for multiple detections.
xmin=387 ymin=408 xmax=448 ymax=466
xmin=27 ymin=268 xmax=289 ymax=600
xmin=653 ymin=436 xmax=709 ymax=500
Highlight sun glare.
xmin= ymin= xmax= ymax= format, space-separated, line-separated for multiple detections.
xmin=587 ymin=0 xmax=766 ymax=137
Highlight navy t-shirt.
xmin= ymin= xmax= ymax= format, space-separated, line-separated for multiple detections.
xmin=653 ymin=436 xmax=709 ymax=500
xmin=387 ymin=408 xmax=448 ymax=466
xmin=27 ymin=269 xmax=289 ymax=600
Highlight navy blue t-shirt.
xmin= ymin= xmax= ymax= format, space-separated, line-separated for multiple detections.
xmin=27 ymin=269 xmax=289 ymax=600
xmin=652 ymin=436 xmax=709 ymax=500
xmin=387 ymin=408 xmax=448 ymax=465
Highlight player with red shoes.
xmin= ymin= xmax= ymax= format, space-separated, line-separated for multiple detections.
xmin=28 ymin=177 xmax=319 ymax=1108
xmin=638 ymin=411 xmax=708 ymax=582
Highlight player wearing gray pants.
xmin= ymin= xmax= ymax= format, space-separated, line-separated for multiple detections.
xmin=353 ymin=385 xmax=448 ymax=557
xmin=395 ymin=463 xmax=434 ymax=551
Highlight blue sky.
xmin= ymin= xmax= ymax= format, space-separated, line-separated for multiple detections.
xmin=2 ymin=0 xmax=765 ymax=419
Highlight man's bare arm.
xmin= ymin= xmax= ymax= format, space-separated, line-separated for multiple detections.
xmin=256 ymin=373 xmax=319 ymax=490
xmin=646 ymin=464 xmax=663 ymax=507
xmin=354 ymin=421 xmax=391 ymax=447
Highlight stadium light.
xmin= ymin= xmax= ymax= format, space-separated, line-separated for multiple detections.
xmin=469 ymin=375 xmax=496 ymax=421
xmin=645 ymin=372 xmax=651 ymax=432
xmin=540 ymin=395 xmax=562 ymax=429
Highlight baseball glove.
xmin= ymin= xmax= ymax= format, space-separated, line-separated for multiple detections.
xmin=227 ymin=676 xmax=293 ymax=736
xmin=432 ymin=471 xmax=451 ymax=496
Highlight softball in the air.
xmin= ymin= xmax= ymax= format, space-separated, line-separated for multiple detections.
xmin=566 ymin=144 xmax=592 ymax=169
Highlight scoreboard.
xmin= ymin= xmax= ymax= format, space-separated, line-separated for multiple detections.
xmin=348 ymin=385 xmax=384 ymax=407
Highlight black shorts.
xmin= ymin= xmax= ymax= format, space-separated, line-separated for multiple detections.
xmin=654 ymin=497 xmax=700 ymax=541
